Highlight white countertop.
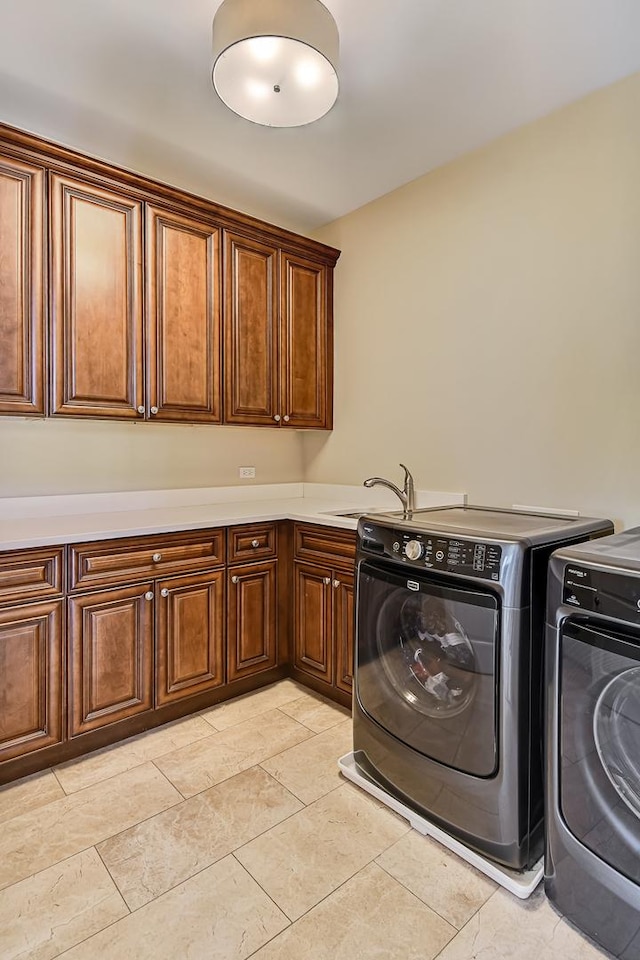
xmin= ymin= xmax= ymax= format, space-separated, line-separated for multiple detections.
xmin=0 ymin=483 xmax=466 ymax=551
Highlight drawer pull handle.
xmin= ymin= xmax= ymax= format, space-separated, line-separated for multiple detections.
xmin=251 ymin=539 xmax=260 ymax=548
xmin=273 ymin=414 xmax=281 ymax=422
xmin=144 ymin=591 xmax=154 ymax=601
xmin=323 ymin=577 xmax=331 ymax=585
xmin=283 ymin=415 xmax=290 ymax=422
xmin=333 ymin=579 xmax=341 ymax=588
xmin=137 ymin=405 xmax=145 ymax=415
xmin=231 ymin=575 xmax=239 ymax=584
xmin=150 ymin=406 xmax=158 ymax=415
xmin=160 ymin=588 xmax=169 ymax=598
xmin=152 ymin=553 xmax=162 ymax=563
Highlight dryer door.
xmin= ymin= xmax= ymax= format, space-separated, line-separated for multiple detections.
xmin=558 ymin=619 xmax=640 ymax=884
xmin=355 ymin=560 xmax=499 ymax=777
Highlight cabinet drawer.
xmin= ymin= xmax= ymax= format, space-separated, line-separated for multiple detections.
xmin=293 ymin=523 xmax=356 ymax=567
xmin=69 ymin=529 xmax=224 ymax=590
xmin=0 ymin=548 xmax=64 ymax=606
xmin=227 ymin=523 xmax=277 ymax=564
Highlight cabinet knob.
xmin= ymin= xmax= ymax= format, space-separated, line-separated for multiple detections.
xmin=144 ymin=591 xmax=154 ymax=601
xmin=137 ymin=405 xmax=145 ymax=415
xmin=150 ymin=406 xmax=158 ymax=415
xmin=251 ymin=539 xmax=260 ymax=548
xmin=152 ymin=553 xmax=162 ymax=563
xmin=273 ymin=414 xmax=281 ymax=422
xmin=283 ymin=415 xmax=290 ymax=422
xmin=333 ymin=579 xmax=341 ymax=588
xmin=160 ymin=588 xmax=169 ymax=598
xmin=231 ymin=575 xmax=239 ymax=584
xmin=323 ymin=577 xmax=331 ymax=585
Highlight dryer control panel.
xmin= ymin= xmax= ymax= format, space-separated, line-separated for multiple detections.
xmin=359 ymin=523 xmax=502 ymax=581
xmin=563 ymin=565 xmax=640 ymax=622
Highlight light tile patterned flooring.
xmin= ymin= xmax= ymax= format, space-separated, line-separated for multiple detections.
xmin=0 ymin=680 xmax=610 ymax=960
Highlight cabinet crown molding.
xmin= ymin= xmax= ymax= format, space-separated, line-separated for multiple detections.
xmin=0 ymin=121 xmax=340 ymax=266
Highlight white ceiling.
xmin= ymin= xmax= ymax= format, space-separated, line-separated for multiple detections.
xmin=1 ymin=0 xmax=640 ymax=233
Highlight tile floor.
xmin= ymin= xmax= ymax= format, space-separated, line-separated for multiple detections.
xmin=0 ymin=680 xmax=611 ymax=960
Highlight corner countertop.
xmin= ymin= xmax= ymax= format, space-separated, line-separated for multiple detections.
xmin=0 ymin=482 xmax=466 ymax=551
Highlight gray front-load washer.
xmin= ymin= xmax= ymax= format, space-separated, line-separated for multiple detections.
xmin=546 ymin=529 xmax=640 ymax=957
xmin=353 ymin=505 xmax=612 ymax=871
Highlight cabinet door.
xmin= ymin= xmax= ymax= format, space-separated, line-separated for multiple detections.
xmin=333 ymin=570 xmax=355 ymax=694
xmin=156 ymin=570 xmax=225 ymax=705
xmin=0 ymin=156 xmax=45 ymax=415
xmin=293 ymin=562 xmax=333 ymax=683
xmin=281 ymin=252 xmax=330 ymax=429
xmin=146 ymin=205 xmax=222 ymax=422
xmin=68 ymin=584 xmax=153 ymax=735
xmin=228 ymin=560 xmax=277 ymax=682
xmin=224 ymin=232 xmax=279 ymax=425
xmin=50 ymin=173 xmax=144 ymax=418
xmin=0 ymin=600 xmax=63 ymax=762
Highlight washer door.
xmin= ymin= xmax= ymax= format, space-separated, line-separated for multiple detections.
xmin=356 ymin=560 xmax=499 ymax=777
xmin=559 ymin=619 xmax=640 ymax=884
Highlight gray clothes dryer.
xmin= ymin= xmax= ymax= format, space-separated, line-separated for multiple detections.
xmin=352 ymin=505 xmax=612 ymax=872
xmin=546 ymin=529 xmax=640 ymax=958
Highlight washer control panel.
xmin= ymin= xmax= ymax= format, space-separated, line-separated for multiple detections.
xmin=360 ymin=523 xmax=502 ymax=580
xmin=563 ymin=565 xmax=640 ymax=622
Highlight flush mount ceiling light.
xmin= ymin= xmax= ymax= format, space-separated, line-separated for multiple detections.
xmin=212 ymin=0 xmax=339 ymax=127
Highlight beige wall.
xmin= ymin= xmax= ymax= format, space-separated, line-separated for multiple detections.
xmin=0 ymin=419 xmax=303 ymax=497
xmin=5 ymin=72 xmax=640 ymax=516
xmin=305 ymin=72 xmax=640 ymax=529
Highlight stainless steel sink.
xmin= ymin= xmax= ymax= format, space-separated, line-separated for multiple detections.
xmin=321 ymin=509 xmax=386 ymax=519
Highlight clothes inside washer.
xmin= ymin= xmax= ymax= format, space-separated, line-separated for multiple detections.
xmin=397 ymin=594 xmax=476 ymax=717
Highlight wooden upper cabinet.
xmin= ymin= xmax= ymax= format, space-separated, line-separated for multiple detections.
xmin=49 ymin=173 xmax=144 ymax=418
xmin=0 ymin=125 xmax=339 ymax=428
xmin=224 ymin=232 xmax=279 ymax=425
xmin=146 ymin=205 xmax=222 ymax=422
xmin=281 ymin=252 xmax=330 ymax=429
xmin=223 ymin=232 xmax=332 ymax=429
xmin=0 ymin=155 xmax=45 ymax=415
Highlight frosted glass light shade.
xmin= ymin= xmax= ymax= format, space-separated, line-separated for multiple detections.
xmin=212 ymin=0 xmax=339 ymax=127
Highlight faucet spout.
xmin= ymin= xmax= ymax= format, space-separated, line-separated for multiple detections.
xmin=399 ymin=463 xmax=416 ymax=516
xmin=363 ymin=464 xmax=416 ymax=519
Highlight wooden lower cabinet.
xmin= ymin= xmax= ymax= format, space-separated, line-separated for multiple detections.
xmin=0 ymin=600 xmax=63 ymax=762
xmin=294 ymin=562 xmax=333 ymax=683
xmin=333 ymin=570 xmax=355 ymax=695
xmin=293 ymin=563 xmax=355 ymax=694
xmin=156 ymin=570 xmax=225 ymax=704
xmin=67 ymin=583 xmax=154 ymax=736
xmin=0 ymin=520 xmax=358 ymax=781
xmin=292 ymin=524 xmax=356 ymax=704
xmin=228 ymin=560 xmax=277 ymax=682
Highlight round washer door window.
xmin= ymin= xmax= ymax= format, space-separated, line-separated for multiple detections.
xmin=594 ymin=666 xmax=640 ymax=820
xmin=381 ymin=593 xmax=477 ymax=719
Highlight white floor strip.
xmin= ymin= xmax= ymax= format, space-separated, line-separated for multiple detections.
xmin=338 ymin=751 xmax=543 ymax=900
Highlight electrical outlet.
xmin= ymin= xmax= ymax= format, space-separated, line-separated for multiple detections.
xmin=239 ymin=466 xmax=256 ymax=479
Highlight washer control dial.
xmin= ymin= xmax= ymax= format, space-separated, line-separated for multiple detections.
xmin=405 ymin=539 xmax=424 ymax=561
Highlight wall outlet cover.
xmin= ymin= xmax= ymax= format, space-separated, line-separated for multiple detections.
xmin=239 ymin=466 xmax=256 ymax=479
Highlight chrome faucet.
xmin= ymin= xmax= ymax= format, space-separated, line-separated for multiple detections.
xmin=363 ymin=463 xmax=416 ymax=519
